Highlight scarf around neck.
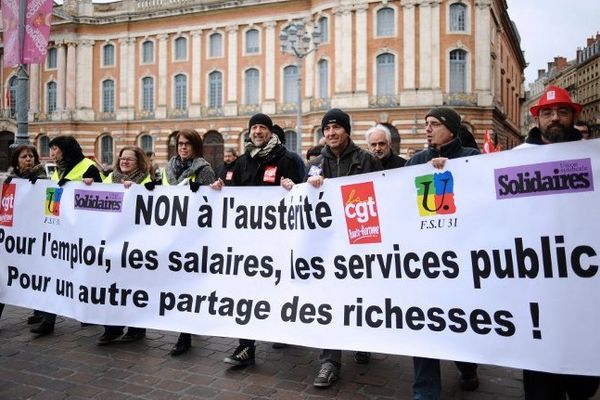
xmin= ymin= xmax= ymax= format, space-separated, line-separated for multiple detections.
xmin=166 ymin=156 xmax=209 ymax=185
xmin=111 ymin=168 xmax=146 ymax=184
xmin=245 ymin=134 xmax=280 ymax=159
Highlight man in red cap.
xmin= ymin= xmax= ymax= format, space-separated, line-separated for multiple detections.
xmin=516 ymin=86 xmax=599 ymax=399
xmin=517 ymin=86 xmax=583 ymax=148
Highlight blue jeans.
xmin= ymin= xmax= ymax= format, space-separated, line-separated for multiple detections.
xmin=413 ymin=357 xmax=441 ymax=400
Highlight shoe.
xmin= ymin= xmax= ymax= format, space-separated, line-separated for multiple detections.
xmin=224 ymin=345 xmax=255 ymax=366
xmin=170 ymin=337 xmax=191 ymax=356
xmin=272 ymin=342 xmax=288 ymax=349
xmin=313 ymin=364 xmax=339 ymax=388
xmin=459 ymin=371 xmax=479 ymax=391
xmin=354 ymin=351 xmax=371 ymax=364
xmin=120 ymin=331 xmax=145 ymax=342
xmin=30 ymin=321 xmax=54 ymax=336
xmin=27 ymin=314 xmax=43 ymax=325
xmin=97 ymin=331 xmax=122 ymax=345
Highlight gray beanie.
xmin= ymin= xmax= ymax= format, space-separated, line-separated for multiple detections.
xmin=425 ymin=107 xmax=462 ymax=137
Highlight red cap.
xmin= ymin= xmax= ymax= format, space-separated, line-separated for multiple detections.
xmin=530 ymin=86 xmax=582 ymax=117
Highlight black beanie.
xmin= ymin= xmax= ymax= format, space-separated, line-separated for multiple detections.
xmin=248 ymin=113 xmax=273 ymax=132
xmin=272 ymin=124 xmax=285 ymax=144
xmin=321 ymin=108 xmax=351 ymax=134
xmin=425 ymin=107 xmax=462 ymax=137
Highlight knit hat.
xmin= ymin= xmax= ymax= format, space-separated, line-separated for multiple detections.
xmin=425 ymin=107 xmax=462 ymax=137
xmin=248 ymin=113 xmax=273 ymax=132
xmin=272 ymin=124 xmax=286 ymax=144
xmin=321 ymin=108 xmax=351 ymax=134
xmin=530 ymin=85 xmax=582 ymax=117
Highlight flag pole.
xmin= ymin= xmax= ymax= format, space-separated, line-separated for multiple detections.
xmin=11 ymin=0 xmax=30 ymax=147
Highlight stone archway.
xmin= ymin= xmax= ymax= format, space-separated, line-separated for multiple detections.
xmin=0 ymin=131 xmax=15 ymax=171
xmin=203 ymin=131 xmax=224 ymax=169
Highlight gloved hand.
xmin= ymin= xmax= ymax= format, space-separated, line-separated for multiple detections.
xmin=29 ymin=176 xmax=39 ymax=184
xmin=3 ymin=176 xmax=13 ymax=185
xmin=57 ymin=178 xmax=71 ymax=186
xmin=144 ymin=181 xmax=156 ymax=191
xmin=189 ymin=181 xmax=201 ymax=193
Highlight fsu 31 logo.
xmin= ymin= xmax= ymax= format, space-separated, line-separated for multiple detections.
xmin=0 ymin=183 xmax=16 ymax=227
xmin=340 ymin=181 xmax=381 ymax=244
xmin=44 ymin=187 xmax=63 ymax=218
xmin=415 ymin=171 xmax=456 ymax=217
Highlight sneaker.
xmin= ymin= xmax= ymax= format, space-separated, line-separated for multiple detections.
xmin=27 ymin=314 xmax=43 ymax=325
xmin=224 ymin=345 xmax=255 ymax=366
xmin=30 ymin=321 xmax=54 ymax=336
xmin=170 ymin=335 xmax=191 ymax=356
xmin=313 ymin=364 xmax=339 ymax=388
xmin=459 ymin=371 xmax=479 ymax=391
xmin=354 ymin=351 xmax=371 ymax=364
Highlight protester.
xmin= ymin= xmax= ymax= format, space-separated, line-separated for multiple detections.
xmin=98 ymin=146 xmax=153 ymax=345
xmin=214 ymin=147 xmax=238 ymax=185
xmin=304 ymin=108 xmax=382 ymax=387
xmin=458 ymin=123 xmax=479 ymax=150
xmin=574 ymin=120 xmax=591 ymax=140
xmin=405 ymin=107 xmax=480 ymax=399
xmin=145 ymin=150 xmax=161 ymax=180
xmin=28 ymin=135 xmax=104 ymax=336
xmin=366 ymin=124 xmax=406 ymax=169
xmin=219 ymin=113 xmax=303 ymax=366
xmin=272 ymin=124 xmax=306 ymax=178
xmin=516 ymin=85 xmax=598 ymax=399
xmin=163 ymin=129 xmax=217 ymax=355
xmin=1 ymin=144 xmax=48 ymax=325
xmin=406 ymin=147 xmax=417 ymax=159
xmin=305 ymin=145 xmax=323 ymax=162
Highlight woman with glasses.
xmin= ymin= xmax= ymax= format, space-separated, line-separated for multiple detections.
xmin=163 ymin=129 xmax=217 ymax=356
xmin=97 ymin=146 xmax=154 ymax=345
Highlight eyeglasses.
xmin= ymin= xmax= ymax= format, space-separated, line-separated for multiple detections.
xmin=539 ymin=107 xmax=573 ymax=118
xmin=177 ymin=141 xmax=192 ymax=147
xmin=424 ymin=121 xmax=443 ymax=129
xmin=119 ymin=157 xmax=137 ymax=163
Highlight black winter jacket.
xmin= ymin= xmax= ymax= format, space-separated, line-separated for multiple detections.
xmin=381 ymin=152 xmax=406 ymax=170
xmin=405 ymin=137 xmax=479 ymax=166
xmin=306 ymin=140 xmax=382 ymax=179
xmin=231 ymin=144 xmax=303 ymax=186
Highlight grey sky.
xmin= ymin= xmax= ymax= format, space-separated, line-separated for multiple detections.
xmin=506 ymin=0 xmax=599 ymax=84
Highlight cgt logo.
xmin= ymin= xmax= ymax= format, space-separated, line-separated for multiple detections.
xmin=44 ymin=187 xmax=63 ymax=217
xmin=415 ymin=171 xmax=456 ymax=217
xmin=0 ymin=183 xmax=16 ymax=227
xmin=340 ymin=181 xmax=382 ymax=244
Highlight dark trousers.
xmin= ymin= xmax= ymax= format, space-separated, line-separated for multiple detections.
xmin=41 ymin=312 xmax=56 ymax=325
xmin=239 ymin=338 xmax=255 ymax=347
xmin=413 ymin=358 xmax=479 ymax=400
xmin=0 ymin=303 xmax=4 ymax=319
xmin=523 ymin=370 xmax=600 ymax=400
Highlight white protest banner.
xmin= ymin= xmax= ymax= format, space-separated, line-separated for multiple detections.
xmin=1 ymin=139 xmax=599 ymax=376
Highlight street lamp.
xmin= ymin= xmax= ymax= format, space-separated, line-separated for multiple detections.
xmin=279 ymin=20 xmax=321 ymax=150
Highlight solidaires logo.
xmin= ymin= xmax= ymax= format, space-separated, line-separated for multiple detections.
xmin=44 ymin=187 xmax=63 ymax=217
xmin=415 ymin=171 xmax=456 ymax=217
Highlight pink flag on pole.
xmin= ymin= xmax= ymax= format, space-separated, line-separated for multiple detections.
xmin=1 ymin=0 xmax=21 ymax=67
xmin=22 ymin=0 xmax=53 ymax=64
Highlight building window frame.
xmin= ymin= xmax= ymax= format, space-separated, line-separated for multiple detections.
xmin=208 ymin=70 xmax=223 ymax=108
xmin=448 ymin=48 xmax=470 ymax=93
xmin=46 ymin=47 xmax=57 ymax=69
xmin=208 ymin=32 xmax=224 ymax=58
xmin=141 ymin=39 xmax=155 ymax=64
xmin=244 ymin=68 xmax=260 ymax=105
xmin=102 ymin=43 xmax=115 ymax=67
xmin=174 ymin=73 xmax=188 ymax=110
xmin=173 ymin=36 xmax=188 ymax=62
xmin=447 ymin=2 xmax=470 ymax=34
xmin=244 ymin=28 xmax=260 ymax=55
xmin=141 ymin=76 xmax=154 ymax=112
xmin=46 ymin=81 xmax=57 ymax=113
xmin=375 ymin=6 xmax=396 ymax=37
xmin=102 ymin=79 xmax=115 ymax=113
xmin=374 ymin=52 xmax=397 ymax=96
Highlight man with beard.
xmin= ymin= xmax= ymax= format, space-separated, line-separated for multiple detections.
xmin=214 ymin=147 xmax=238 ymax=185
xmin=516 ymin=86 xmax=599 ymax=399
xmin=366 ymin=124 xmax=406 ymax=169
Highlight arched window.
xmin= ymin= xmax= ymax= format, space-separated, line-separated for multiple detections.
xmin=449 ymin=49 xmax=467 ymax=93
xmin=376 ymin=7 xmax=394 ymax=37
xmin=209 ymin=71 xmax=223 ymax=108
xmin=244 ymin=68 xmax=259 ymax=105
xmin=39 ymin=135 xmax=50 ymax=157
xmin=318 ymin=59 xmax=328 ymax=99
xmin=47 ymin=48 xmax=57 ymax=69
xmin=318 ymin=17 xmax=328 ymax=43
xmin=174 ymin=37 xmax=187 ymax=60
xmin=449 ymin=3 xmax=467 ymax=32
xmin=285 ymin=130 xmax=300 ymax=154
xmin=376 ymin=53 xmax=395 ymax=95
xmin=140 ymin=134 xmax=153 ymax=153
xmin=142 ymin=77 xmax=154 ymax=111
xmin=47 ymin=81 xmax=57 ymax=113
xmin=103 ymin=44 xmax=114 ymax=66
xmin=8 ymin=76 xmax=17 ymax=117
xmin=142 ymin=40 xmax=154 ymax=63
xmin=209 ymin=33 xmax=223 ymax=57
xmin=245 ymin=29 xmax=259 ymax=54
xmin=100 ymin=135 xmax=114 ymax=165
xmin=174 ymin=74 xmax=187 ymax=109
xmin=283 ymin=65 xmax=298 ymax=103
xmin=102 ymin=80 xmax=115 ymax=113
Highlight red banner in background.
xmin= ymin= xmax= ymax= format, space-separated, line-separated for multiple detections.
xmin=1 ymin=0 xmax=21 ymax=67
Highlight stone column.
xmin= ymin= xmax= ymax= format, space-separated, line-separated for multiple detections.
xmin=334 ymin=6 xmax=353 ymax=107
xmin=354 ymin=3 xmax=369 ymax=107
xmin=400 ymin=0 xmax=417 ymax=105
xmin=75 ymin=39 xmax=94 ymax=120
xmin=65 ymin=41 xmax=77 ymax=111
xmin=118 ymin=37 xmax=135 ymax=120
xmin=225 ymin=25 xmax=238 ymax=116
xmin=29 ymin=64 xmax=39 ymax=117
xmin=263 ymin=21 xmax=276 ymax=114
xmin=190 ymin=30 xmax=202 ymax=117
xmin=156 ymin=34 xmax=168 ymax=119
xmin=56 ymin=41 xmax=66 ymax=115
xmin=475 ymin=0 xmax=493 ymax=106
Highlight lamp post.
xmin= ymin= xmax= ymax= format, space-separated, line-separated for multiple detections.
xmin=279 ymin=20 xmax=321 ymax=148
xmin=11 ymin=0 xmax=31 ymax=148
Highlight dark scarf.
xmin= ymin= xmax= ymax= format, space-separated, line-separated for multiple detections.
xmin=245 ymin=134 xmax=280 ymax=159
xmin=166 ymin=156 xmax=209 ymax=185
xmin=111 ymin=169 xmax=146 ymax=184
xmin=55 ymin=159 xmax=69 ymax=178
xmin=11 ymin=164 xmax=46 ymax=179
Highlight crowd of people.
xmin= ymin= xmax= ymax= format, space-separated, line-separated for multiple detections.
xmin=1 ymin=84 xmax=597 ymax=400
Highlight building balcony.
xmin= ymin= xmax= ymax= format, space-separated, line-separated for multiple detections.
xmin=239 ymin=104 xmax=260 ymax=115
xmin=443 ymin=93 xmax=478 ymax=107
xmin=369 ymin=95 xmax=400 ymax=108
xmin=278 ymin=102 xmax=298 ymax=114
xmin=136 ymin=110 xmax=155 ymax=120
xmin=310 ymin=98 xmax=330 ymax=111
xmin=167 ymin=108 xmax=188 ymax=119
xmin=97 ymin=111 xmax=116 ymax=121
xmin=203 ymin=106 xmax=223 ymax=117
